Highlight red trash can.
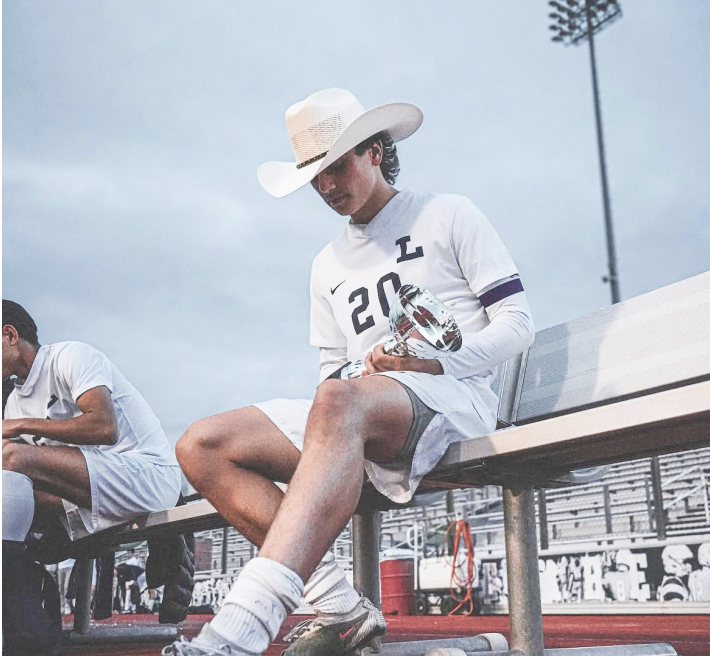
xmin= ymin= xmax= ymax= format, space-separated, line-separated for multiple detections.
xmin=380 ymin=558 xmax=415 ymax=615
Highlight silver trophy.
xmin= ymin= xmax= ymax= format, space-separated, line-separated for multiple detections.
xmin=336 ymin=284 xmax=463 ymax=379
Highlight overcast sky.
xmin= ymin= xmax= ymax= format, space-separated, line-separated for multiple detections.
xmin=3 ymin=1 xmax=709 ymax=443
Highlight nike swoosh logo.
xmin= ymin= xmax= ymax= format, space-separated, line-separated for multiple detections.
xmin=331 ymin=280 xmax=346 ymax=295
xmin=339 ymin=625 xmax=356 ymax=640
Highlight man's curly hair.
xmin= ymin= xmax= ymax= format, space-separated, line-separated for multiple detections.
xmin=354 ymin=131 xmax=400 ymax=185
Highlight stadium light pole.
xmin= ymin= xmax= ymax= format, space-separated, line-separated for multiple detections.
xmin=548 ymin=1 xmax=668 ymax=541
xmin=549 ymin=0 xmax=622 ymax=304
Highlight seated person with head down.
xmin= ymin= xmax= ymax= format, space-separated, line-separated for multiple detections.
xmin=165 ymin=88 xmax=535 ymax=656
xmin=2 ymin=300 xmax=182 ymax=545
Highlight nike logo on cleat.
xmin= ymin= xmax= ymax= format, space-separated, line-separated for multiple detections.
xmin=339 ymin=625 xmax=356 ymax=640
xmin=331 ymin=280 xmax=346 ymax=295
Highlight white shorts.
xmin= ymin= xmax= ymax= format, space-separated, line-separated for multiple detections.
xmin=253 ymin=372 xmax=498 ymax=504
xmin=61 ymin=448 xmax=182 ymax=539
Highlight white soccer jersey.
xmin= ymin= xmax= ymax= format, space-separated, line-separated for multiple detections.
xmin=5 ymin=341 xmax=177 ymax=466
xmin=257 ymin=190 xmax=534 ymax=503
xmin=310 ymin=189 xmax=532 ymax=414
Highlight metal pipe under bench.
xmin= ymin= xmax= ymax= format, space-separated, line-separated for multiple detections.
xmin=378 ymin=633 xmax=508 ymax=654
xmin=384 ymin=644 xmax=676 ymax=656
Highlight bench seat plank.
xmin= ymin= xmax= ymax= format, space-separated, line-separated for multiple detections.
xmin=72 ymin=498 xmax=224 ymax=548
xmin=432 ymin=379 xmax=710 ymax=486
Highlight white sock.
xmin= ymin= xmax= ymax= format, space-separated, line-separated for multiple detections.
xmin=303 ymin=551 xmax=361 ymax=615
xmin=2 ymin=471 xmax=35 ymax=542
xmin=210 ymin=557 xmax=303 ymax=653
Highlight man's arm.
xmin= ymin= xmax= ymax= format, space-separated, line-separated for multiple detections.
xmin=2 ymin=386 xmax=119 ymax=446
xmin=438 ymin=289 xmax=535 ymax=379
xmin=363 ymin=287 xmax=534 ymax=378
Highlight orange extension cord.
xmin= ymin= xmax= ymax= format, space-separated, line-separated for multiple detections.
xmin=443 ymin=519 xmax=476 ymax=615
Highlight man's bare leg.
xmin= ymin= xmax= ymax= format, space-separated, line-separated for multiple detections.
xmin=176 ymin=405 xmax=302 ymax=546
xmin=179 ymin=403 xmax=371 ymax=650
xmin=259 ymin=375 xmax=412 ymax=580
xmin=2 ymin=442 xmax=92 ymax=508
xmin=196 ymin=376 xmax=412 ymax=654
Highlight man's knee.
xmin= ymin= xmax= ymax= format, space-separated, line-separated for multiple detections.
xmin=1 ymin=442 xmax=34 ymax=477
xmin=177 ymin=416 xmax=250 ymax=479
xmin=310 ymin=378 xmax=413 ymax=459
xmin=312 ymin=379 xmax=361 ymax=417
xmin=176 ymin=420 xmax=218 ymax=474
xmin=310 ymin=380 xmax=370 ymax=439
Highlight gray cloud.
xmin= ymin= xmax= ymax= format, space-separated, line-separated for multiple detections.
xmin=4 ymin=0 xmax=709 ymax=440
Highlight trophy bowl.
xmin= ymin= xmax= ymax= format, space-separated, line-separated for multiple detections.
xmin=336 ymin=284 xmax=462 ymax=379
xmin=386 ymin=284 xmax=463 ymax=358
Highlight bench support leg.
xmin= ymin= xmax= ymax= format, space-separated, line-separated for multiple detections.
xmin=352 ymin=508 xmax=381 ymax=609
xmin=68 ymin=555 xmax=179 ymax=644
xmin=503 ymin=485 xmax=544 ymax=656
xmin=72 ymin=556 xmax=95 ymax=635
xmin=650 ymin=456 xmax=667 ymax=539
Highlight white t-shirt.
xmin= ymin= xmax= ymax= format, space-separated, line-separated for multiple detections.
xmin=5 ymin=341 xmax=177 ymax=467
xmin=309 ymin=189 xmax=532 ymax=415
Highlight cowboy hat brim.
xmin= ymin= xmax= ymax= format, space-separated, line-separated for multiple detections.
xmin=257 ymin=102 xmax=423 ymax=198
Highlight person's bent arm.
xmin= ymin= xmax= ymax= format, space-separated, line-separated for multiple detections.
xmin=363 ymin=290 xmax=534 ymax=378
xmin=439 ymin=290 xmax=535 ymax=379
xmin=1 ymin=386 xmax=119 ymax=445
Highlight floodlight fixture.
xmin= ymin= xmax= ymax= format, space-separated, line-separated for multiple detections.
xmin=547 ymin=0 xmax=622 ymax=45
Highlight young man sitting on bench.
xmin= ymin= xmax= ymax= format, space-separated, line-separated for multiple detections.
xmin=2 ymin=300 xmax=182 ymax=542
xmin=169 ymin=88 xmax=535 ymax=656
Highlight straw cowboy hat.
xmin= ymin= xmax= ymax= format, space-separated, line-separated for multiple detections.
xmin=257 ymin=88 xmax=423 ymax=198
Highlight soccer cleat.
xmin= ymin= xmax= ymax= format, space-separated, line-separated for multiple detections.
xmin=281 ymin=596 xmax=386 ymax=655
xmin=161 ymin=624 xmax=254 ymax=656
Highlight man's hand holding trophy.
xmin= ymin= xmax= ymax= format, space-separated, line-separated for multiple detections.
xmin=333 ymin=284 xmax=462 ymax=379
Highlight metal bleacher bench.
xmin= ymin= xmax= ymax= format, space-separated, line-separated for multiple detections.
xmin=68 ymin=271 xmax=710 ymax=656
